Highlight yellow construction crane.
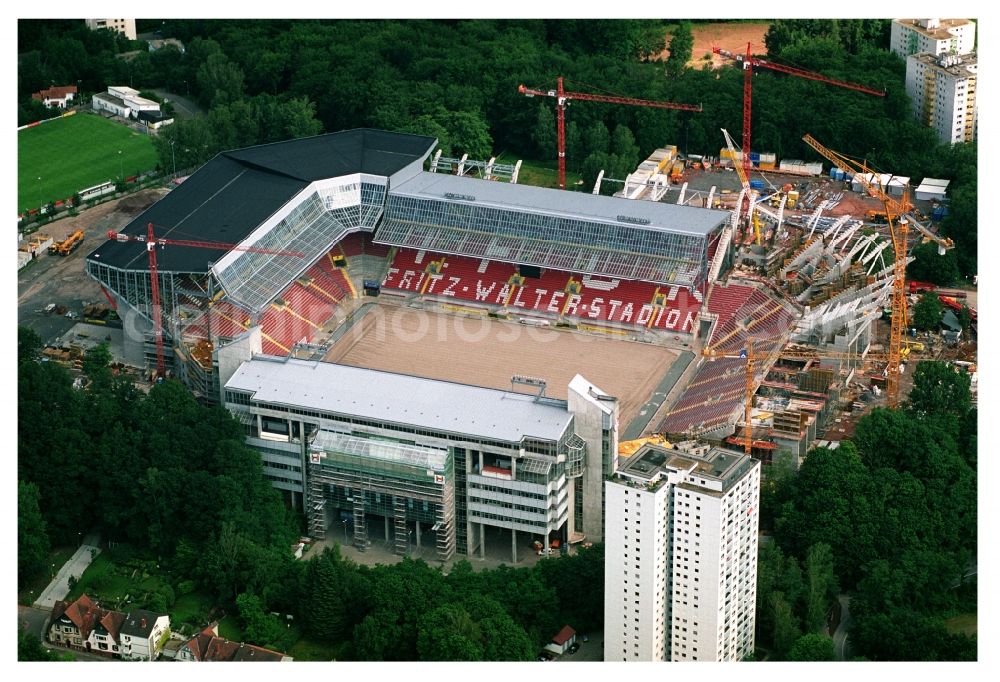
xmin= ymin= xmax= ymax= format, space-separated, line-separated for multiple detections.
xmin=798 ymin=133 xmax=955 ymax=407
xmin=702 ymin=339 xmax=892 ymax=454
xmin=802 ymin=134 xmax=954 ymax=252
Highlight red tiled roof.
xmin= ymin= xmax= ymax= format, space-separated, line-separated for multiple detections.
xmin=552 ymin=624 xmax=576 ymax=646
xmin=51 ymin=594 xmax=127 ymax=642
xmin=32 ymin=85 xmax=77 ymax=101
xmin=180 ymin=624 xmax=287 ymax=662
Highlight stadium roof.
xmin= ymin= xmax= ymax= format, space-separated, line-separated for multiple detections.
xmin=377 ymin=172 xmax=726 ymax=286
xmin=388 ymin=171 xmax=727 ymax=236
xmin=226 ymin=356 xmax=574 ymax=444
xmin=86 ymin=129 xmax=436 ymax=274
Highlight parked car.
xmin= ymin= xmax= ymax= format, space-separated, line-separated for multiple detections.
xmin=581 ymin=634 xmax=589 ymax=643
xmin=568 ymin=643 xmax=580 ymax=654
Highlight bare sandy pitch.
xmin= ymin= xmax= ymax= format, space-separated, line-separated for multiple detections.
xmin=659 ymin=22 xmax=771 ymax=70
xmin=324 ymin=305 xmax=680 ymax=427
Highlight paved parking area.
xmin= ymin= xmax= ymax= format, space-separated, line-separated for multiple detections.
xmin=552 ymin=631 xmax=603 ymax=662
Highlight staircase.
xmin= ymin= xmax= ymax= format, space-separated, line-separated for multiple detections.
xmin=352 ymin=489 xmax=367 ymax=551
xmin=394 ymin=496 xmax=408 ymax=556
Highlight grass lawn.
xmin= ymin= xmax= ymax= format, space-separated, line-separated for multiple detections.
xmin=288 ymin=636 xmax=351 ymax=662
xmin=944 ymin=612 xmax=977 ymax=636
xmin=66 ymin=551 xmax=172 ymax=612
xmin=18 ymin=112 xmax=158 ymax=211
xmin=495 ymin=154 xmax=584 ymax=190
xmin=170 ymin=590 xmax=216 ymax=629
xmin=217 ymin=615 xmax=244 ymax=641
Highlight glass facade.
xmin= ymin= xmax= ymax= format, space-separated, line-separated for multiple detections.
xmin=378 ymin=194 xmax=709 ymax=286
xmin=214 ymin=178 xmax=387 ymax=313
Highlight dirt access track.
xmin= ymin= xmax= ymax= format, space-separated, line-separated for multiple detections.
xmin=659 ymin=21 xmax=771 ymax=70
xmin=18 ymin=189 xmax=168 ymax=345
xmin=325 ymin=304 xmax=682 ymax=428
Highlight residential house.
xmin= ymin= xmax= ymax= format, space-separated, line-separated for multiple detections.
xmin=47 ymin=594 xmax=125 ymax=657
xmin=177 ymin=623 xmax=292 ymax=662
xmin=119 ymin=609 xmax=171 ymax=661
xmin=31 ymin=85 xmax=77 ymax=109
xmin=48 ymin=594 xmax=169 ymax=660
xmin=545 ymin=625 xmax=577 ymax=656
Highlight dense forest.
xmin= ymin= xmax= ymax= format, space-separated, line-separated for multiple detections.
xmin=754 ymin=360 xmax=977 ymax=661
xmin=17 ymin=327 xmax=604 ymax=661
xmin=18 ymin=18 xmax=976 ymax=275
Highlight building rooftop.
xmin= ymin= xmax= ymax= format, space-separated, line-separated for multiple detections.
xmin=226 ymin=356 xmax=575 ymax=444
xmin=895 ymin=18 xmax=975 ymax=41
xmin=389 ymin=171 xmax=728 ymax=238
xmin=617 ymin=443 xmax=754 ymax=493
xmin=911 ymin=51 xmax=978 ymax=76
xmin=85 ymin=129 xmax=437 ymax=273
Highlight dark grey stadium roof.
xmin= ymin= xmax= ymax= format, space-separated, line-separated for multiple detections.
xmin=226 ymin=356 xmax=574 ymax=444
xmin=86 ymin=129 xmax=436 ymax=273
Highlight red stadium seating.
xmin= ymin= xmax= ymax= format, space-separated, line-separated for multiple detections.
xmin=339 ymin=231 xmax=391 ymax=258
xmin=381 ymin=249 xmax=702 ymax=333
xmin=661 ymin=284 xmax=797 ymax=434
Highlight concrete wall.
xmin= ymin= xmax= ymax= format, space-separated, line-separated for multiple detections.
xmin=216 ymin=326 xmax=262 ymax=395
xmin=604 ymin=480 xmax=668 ymax=661
xmin=568 ymin=375 xmax=618 ymax=544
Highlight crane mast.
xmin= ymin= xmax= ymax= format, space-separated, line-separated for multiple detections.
xmin=108 ymin=224 xmax=304 ymax=379
xmin=518 ymin=76 xmax=702 ymax=190
xmin=713 ymin=43 xmax=884 ymax=225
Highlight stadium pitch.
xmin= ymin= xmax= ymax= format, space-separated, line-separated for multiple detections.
xmin=17 ymin=112 xmax=158 ymax=211
xmin=324 ymin=303 xmax=683 ymax=430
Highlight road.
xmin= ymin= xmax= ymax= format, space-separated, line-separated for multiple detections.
xmin=151 ymin=89 xmax=204 ymax=120
xmin=34 ymin=533 xmax=102 ymax=610
xmin=832 ymin=594 xmax=852 ymax=661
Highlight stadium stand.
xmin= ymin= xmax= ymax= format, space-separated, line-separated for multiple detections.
xmin=381 ymin=249 xmax=702 ymax=333
xmin=660 ymin=284 xmax=796 ymax=435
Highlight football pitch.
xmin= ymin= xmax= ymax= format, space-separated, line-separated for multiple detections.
xmin=17 ymin=113 xmax=159 ymax=212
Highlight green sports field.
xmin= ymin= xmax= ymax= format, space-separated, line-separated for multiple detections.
xmin=17 ymin=112 xmax=159 ymax=212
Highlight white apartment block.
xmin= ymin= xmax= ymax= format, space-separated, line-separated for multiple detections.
xmin=890 ymin=19 xmax=975 ymax=59
xmin=604 ymin=442 xmax=760 ymax=662
xmin=85 ymin=19 xmax=137 ymax=41
xmin=905 ymin=52 xmax=978 ymax=144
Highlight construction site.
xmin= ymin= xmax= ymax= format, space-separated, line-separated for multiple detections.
xmin=14 ymin=44 xmax=976 ymax=563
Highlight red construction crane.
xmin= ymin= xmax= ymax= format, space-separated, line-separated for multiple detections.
xmin=518 ymin=76 xmax=702 ymax=190
xmin=713 ymin=43 xmax=885 ymax=215
xmin=108 ymin=223 xmax=304 ymax=379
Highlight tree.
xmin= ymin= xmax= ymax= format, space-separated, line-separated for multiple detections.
xmin=786 ymin=633 xmax=836 ymax=661
xmin=196 ymin=52 xmax=245 ymax=108
xmin=910 ymin=293 xmax=943 ymax=331
xmin=18 ymin=481 xmax=50 ymax=589
xmin=236 ymin=591 xmax=294 ymax=652
xmin=416 ymin=603 xmax=484 ymax=661
xmin=770 ymin=591 xmax=801 ymax=659
xmin=804 ymin=543 xmax=838 ymax=632
xmin=666 ymin=22 xmax=694 ymax=78
xmin=531 ymin=105 xmax=556 ymax=159
xmin=18 ymin=326 xmax=42 ymax=365
xmin=82 ymin=342 xmax=114 ymax=391
xmin=18 ymin=626 xmax=67 ymax=661
xmin=301 ymin=548 xmax=352 ymax=640
xmin=583 ymin=121 xmax=610 ymax=157
xmin=907 ymin=240 xmax=960 ymax=286
xmin=610 ymin=124 xmax=639 ymax=168
xmin=907 ymin=360 xmax=972 ymax=418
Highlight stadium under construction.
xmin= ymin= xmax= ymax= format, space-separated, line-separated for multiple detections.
xmin=84 ymin=127 xmax=929 ymax=552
